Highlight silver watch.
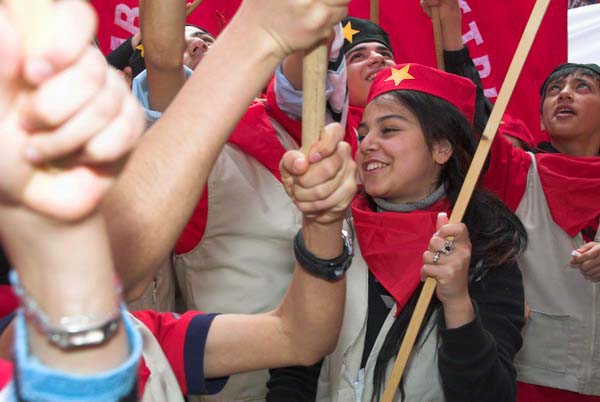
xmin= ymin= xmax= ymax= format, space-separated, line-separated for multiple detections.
xmin=10 ymin=270 xmax=122 ymax=350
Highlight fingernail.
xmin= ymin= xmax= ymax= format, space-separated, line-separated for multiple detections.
xmin=308 ymin=152 xmax=322 ymax=163
xmin=25 ymin=58 xmax=53 ymax=84
xmin=23 ymin=146 xmax=41 ymax=163
xmin=293 ymin=157 xmax=305 ymax=172
xmin=438 ymin=212 xmax=447 ymax=218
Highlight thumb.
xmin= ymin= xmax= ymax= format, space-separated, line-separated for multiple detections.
xmin=280 ymin=150 xmax=309 ymax=177
xmin=436 ymin=212 xmax=449 ymax=231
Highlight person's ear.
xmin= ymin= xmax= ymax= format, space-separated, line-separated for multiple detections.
xmin=540 ymin=114 xmax=546 ymax=132
xmin=433 ymin=139 xmax=452 ymax=165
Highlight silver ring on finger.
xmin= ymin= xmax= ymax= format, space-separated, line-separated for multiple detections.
xmin=440 ymin=239 xmax=454 ymax=256
xmin=433 ymin=251 xmax=441 ymax=265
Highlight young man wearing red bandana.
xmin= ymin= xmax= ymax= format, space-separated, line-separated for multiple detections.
xmin=481 ymin=63 xmax=600 ymax=402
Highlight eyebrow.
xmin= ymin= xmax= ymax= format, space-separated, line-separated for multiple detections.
xmin=347 ymin=45 xmax=392 ymax=56
xmin=549 ymin=76 xmax=595 ymax=89
xmin=190 ymin=32 xmax=214 ymax=41
xmin=377 ymin=114 xmax=410 ymax=123
xmin=358 ymin=114 xmax=411 ymax=131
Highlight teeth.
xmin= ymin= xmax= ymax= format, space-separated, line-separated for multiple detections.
xmin=367 ymin=73 xmax=377 ymax=82
xmin=557 ymin=109 xmax=574 ymax=115
xmin=366 ymin=162 xmax=387 ymax=171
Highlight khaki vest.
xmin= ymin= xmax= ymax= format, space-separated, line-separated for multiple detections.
xmin=127 ymin=257 xmax=177 ymax=313
xmin=175 ymin=120 xmax=302 ymax=402
xmin=316 ymin=231 xmax=445 ymax=402
xmin=514 ymin=154 xmax=600 ymax=395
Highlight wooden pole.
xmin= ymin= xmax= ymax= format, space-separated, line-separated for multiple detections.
xmin=431 ymin=6 xmax=445 ymax=71
xmin=370 ymin=0 xmax=379 ymax=25
xmin=380 ymin=0 xmax=551 ymax=400
xmin=186 ymin=0 xmax=203 ymax=17
xmin=301 ymin=42 xmax=328 ymax=154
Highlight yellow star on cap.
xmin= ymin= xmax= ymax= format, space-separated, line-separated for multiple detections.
xmin=385 ymin=64 xmax=415 ymax=86
xmin=136 ymin=43 xmax=145 ymax=58
xmin=343 ymin=21 xmax=360 ymax=44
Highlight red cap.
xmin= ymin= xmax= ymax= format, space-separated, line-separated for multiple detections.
xmin=367 ymin=63 xmax=476 ymax=123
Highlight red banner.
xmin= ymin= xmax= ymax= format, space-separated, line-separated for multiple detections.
xmin=91 ymin=0 xmax=567 ymax=142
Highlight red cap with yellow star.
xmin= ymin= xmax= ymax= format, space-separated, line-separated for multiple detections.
xmin=367 ymin=63 xmax=476 ymax=123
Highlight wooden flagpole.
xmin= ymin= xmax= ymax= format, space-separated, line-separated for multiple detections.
xmin=370 ymin=0 xmax=379 ymax=25
xmin=380 ymin=0 xmax=551 ymax=400
xmin=186 ymin=0 xmax=203 ymax=17
xmin=301 ymin=42 xmax=328 ymax=154
xmin=431 ymin=6 xmax=445 ymax=71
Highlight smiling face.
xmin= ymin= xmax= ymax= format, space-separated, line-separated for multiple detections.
xmin=345 ymin=42 xmax=395 ymax=108
xmin=183 ymin=26 xmax=215 ymax=70
xmin=356 ymin=94 xmax=452 ymax=204
xmin=541 ymin=71 xmax=600 ymax=154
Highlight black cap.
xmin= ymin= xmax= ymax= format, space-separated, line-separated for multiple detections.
xmin=341 ymin=17 xmax=393 ymax=56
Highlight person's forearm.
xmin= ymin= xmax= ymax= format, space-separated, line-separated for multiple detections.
xmin=143 ymin=0 xmax=185 ymax=71
xmin=276 ymin=219 xmax=346 ymax=363
xmin=0 ymin=209 xmax=128 ymax=373
xmin=104 ymin=3 xmax=286 ymax=300
xmin=143 ymin=0 xmax=187 ymax=111
xmin=440 ymin=4 xmax=463 ymax=51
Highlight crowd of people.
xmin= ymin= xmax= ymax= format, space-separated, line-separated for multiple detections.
xmin=0 ymin=0 xmax=598 ymax=401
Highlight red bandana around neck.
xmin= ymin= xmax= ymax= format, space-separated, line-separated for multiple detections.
xmin=351 ymin=193 xmax=451 ymax=313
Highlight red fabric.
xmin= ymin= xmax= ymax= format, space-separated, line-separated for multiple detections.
xmin=483 ymin=132 xmax=600 ymax=237
xmin=351 ymin=193 xmax=451 ymax=312
xmin=133 ymin=310 xmax=201 ymax=396
xmin=347 ymin=0 xmax=566 ymax=144
xmin=537 ymin=153 xmax=600 ymax=237
xmin=0 ymin=359 xmax=12 ymax=390
xmin=92 ymin=0 xmax=566 ymax=141
xmin=0 ymin=286 xmax=18 ymax=319
xmin=482 ymin=131 xmax=531 ymax=212
xmin=348 ymin=104 xmax=364 ymax=136
xmin=174 ymin=189 xmax=209 ymax=254
xmin=499 ymin=114 xmax=536 ymax=149
xmin=229 ymin=101 xmax=290 ymax=182
xmin=266 ymin=79 xmax=303 ymax=146
xmin=265 ymin=79 xmax=359 ymax=157
xmin=367 ymin=64 xmax=476 ymax=123
xmin=91 ymin=0 xmax=241 ymax=54
xmin=518 ymin=382 xmax=600 ymax=402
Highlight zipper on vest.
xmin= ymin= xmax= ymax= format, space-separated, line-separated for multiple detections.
xmin=587 ymin=283 xmax=598 ymax=385
xmin=354 ymin=368 xmax=365 ymax=402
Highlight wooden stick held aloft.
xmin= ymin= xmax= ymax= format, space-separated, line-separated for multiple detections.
xmin=301 ymin=43 xmax=328 ymax=155
xmin=186 ymin=0 xmax=203 ymax=17
xmin=370 ymin=0 xmax=379 ymax=25
xmin=431 ymin=6 xmax=445 ymax=71
xmin=380 ymin=0 xmax=551 ymax=400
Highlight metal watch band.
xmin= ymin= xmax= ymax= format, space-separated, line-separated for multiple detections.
xmin=10 ymin=270 xmax=122 ymax=350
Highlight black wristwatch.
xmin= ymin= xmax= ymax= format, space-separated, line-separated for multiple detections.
xmin=294 ymin=228 xmax=353 ymax=281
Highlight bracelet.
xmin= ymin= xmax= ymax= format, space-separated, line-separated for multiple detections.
xmin=293 ymin=228 xmax=353 ymax=281
xmin=9 ymin=270 xmax=122 ymax=350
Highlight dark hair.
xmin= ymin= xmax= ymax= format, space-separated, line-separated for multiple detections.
xmin=370 ymin=90 xmax=527 ymax=401
xmin=539 ymin=63 xmax=600 ymax=111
